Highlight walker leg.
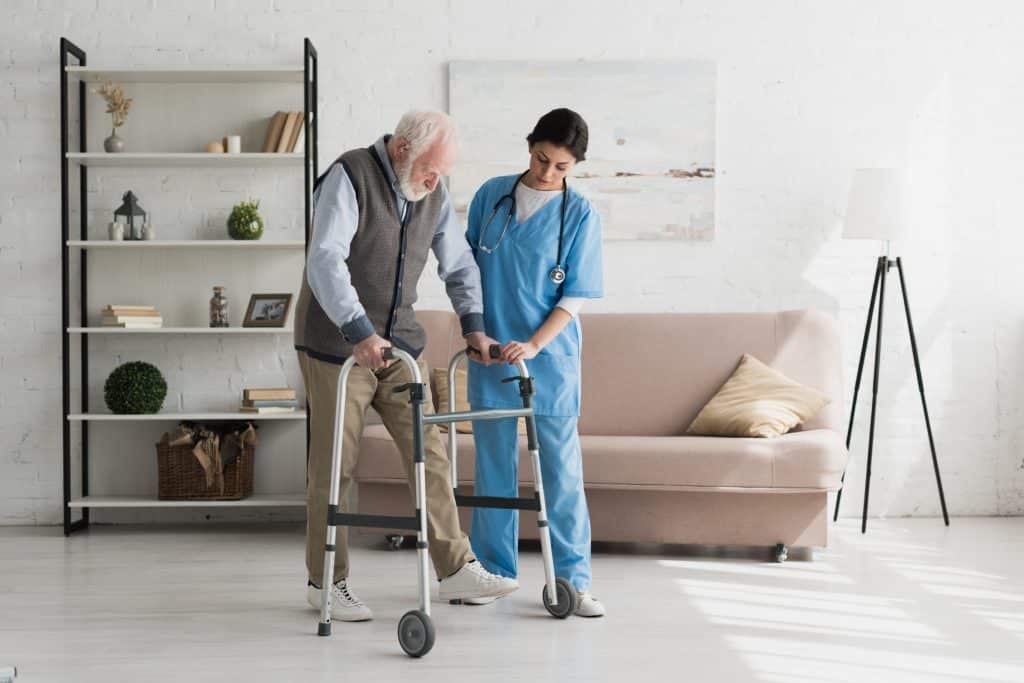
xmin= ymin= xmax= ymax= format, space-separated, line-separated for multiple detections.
xmin=317 ymin=358 xmax=357 ymax=636
xmin=525 ymin=414 xmax=559 ymax=608
xmin=409 ymin=383 xmax=432 ymax=618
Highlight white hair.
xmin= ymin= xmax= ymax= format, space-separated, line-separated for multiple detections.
xmin=393 ymin=110 xmax=457 ymax=160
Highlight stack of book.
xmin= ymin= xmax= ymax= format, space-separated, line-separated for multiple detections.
xmin=261 ymin=111 xmax=308 ymax=154
xmin=241 ymin=387 xmax=298 ymax=414
xmin=101 ymin=305 xmax=163 ymax=328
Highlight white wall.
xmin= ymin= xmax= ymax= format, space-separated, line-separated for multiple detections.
xmin=2 ymin=0 xmax=1022 ymax=524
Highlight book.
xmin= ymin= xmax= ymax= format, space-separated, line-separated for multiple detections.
xmin=240 ymin=405 xmax=297 ymax=414
xmin=105 ymin=304 xmax=157 ymax=310
xmin=290 ymin=117 xmax=305 ymax=154
xmin=261 ymin=111 xmax=287 ymax=153
xmin=285 ymin=113 xmax=304 ymax=153
xmin=243 ymin=388 xmax=296 ymax=401
xmin=103 ymin=309 xmax=160 ymax=318
xmin=103 ymin=321 xmax=163 ymax=328
xmin=276 ymin=111 xmax=300 ymax=153
xmin=104 ymin=305 xmax=158 ymax=314
xmin=243 ymin=399 xmax=298 ymax=408
xmin=103 ymin=315 xmax=163 ymax=324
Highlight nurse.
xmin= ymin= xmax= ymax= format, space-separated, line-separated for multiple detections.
xmin=465 ymin=109 xmax=605 ymax=617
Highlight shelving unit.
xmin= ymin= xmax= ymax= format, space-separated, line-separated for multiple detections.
xmin=59 ymin=37 xmax=319 ymax=534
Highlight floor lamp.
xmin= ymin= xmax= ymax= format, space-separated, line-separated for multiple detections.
xmin=832 ymin=168 xmax=950 ymax=533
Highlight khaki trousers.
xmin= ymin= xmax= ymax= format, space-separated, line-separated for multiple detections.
xmin=298 ymin=351 xmax=474 ymax=585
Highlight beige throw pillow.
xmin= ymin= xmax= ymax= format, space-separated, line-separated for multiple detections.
xmin=431 ymin=367 xmax=528 ymax=436
xmin=686 ymin=354 xmax=830 ymax=438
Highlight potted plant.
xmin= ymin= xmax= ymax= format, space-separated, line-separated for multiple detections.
xmin=227 ymin=199 xmax=264 ymax=240
xmin=93 ymin=81 xmax=132 ymax=153
xmin=104 ymin=361 xmax=167 ymax=414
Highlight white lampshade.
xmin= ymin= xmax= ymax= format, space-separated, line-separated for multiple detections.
xmin=842 ymin=168 xmax=911 ymax=242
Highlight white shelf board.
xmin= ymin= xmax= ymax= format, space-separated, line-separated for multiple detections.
xmin=65 ymin=66 xmax=304 ymax=83
xmin=68 ymin=327 xmax=294 ymax=334
xmin=66 ymin=152 xmax=304 ymax=167
xmin=68 ymin=411 xmax=307 ymax=422
xmin=67 ymin=240 xmax=304 ymax=249
xmin=68 ymin=494 xmax=306 ymax=509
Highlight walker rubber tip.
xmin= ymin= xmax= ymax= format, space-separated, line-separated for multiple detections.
xmin=318 ymin=622 xmax=331 ymax=636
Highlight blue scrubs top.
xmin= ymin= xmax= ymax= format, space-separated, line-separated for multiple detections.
xmin=466 ymin=174 xmax=604 ymax=417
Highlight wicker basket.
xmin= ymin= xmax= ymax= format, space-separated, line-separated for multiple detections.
xmin=156 ymin=440 xmax=255 ymax=500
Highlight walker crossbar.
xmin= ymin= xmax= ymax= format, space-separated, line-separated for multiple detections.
xmin=423 ymin=407 xmax=533 ymax=425
xmin=329 ymin=507 xmax=422 ymax=531
xmin=454 ymin=492 xmax=542 ymax=511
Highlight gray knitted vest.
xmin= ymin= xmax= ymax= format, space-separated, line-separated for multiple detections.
xmin=294 ymin=144 xmax=444 ymax=364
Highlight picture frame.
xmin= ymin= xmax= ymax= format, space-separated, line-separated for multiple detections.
xmin=243 ymin=293 xmax=293 ymax=328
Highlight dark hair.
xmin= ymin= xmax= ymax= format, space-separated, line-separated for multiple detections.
xmin=526 ymin=108 xmax=589 ymax=162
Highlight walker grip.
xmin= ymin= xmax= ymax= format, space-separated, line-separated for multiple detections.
xmin=466 ymin=344 xmax=503 ymax=360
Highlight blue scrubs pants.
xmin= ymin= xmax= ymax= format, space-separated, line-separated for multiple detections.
xmin=469 ymin=415 xmax=592 ymax=591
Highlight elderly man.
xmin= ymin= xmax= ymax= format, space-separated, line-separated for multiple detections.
xmin=294 ymin=110 xmax=517 ymax=622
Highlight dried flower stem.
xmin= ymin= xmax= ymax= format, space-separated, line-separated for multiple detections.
xmin=93 ymin=81 xmax=133 ymax=129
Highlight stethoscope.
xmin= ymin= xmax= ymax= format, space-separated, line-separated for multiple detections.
xmin=477 ymin=171 xmax=567 ymax=285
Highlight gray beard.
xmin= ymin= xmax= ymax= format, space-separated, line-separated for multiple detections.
xmin=396 ymin=162 xmax=429 ymax=202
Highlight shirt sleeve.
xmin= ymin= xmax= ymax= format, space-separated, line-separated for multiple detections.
xmin=555 ymin=296 xmax=586 ymax=318
xmin=561 ymin=203 xmax=604 ymax=299
xmin=305 ymin=163 xmax=376 ymax=343
xmin=432 ymin=183 xmax=484 ymax=336
xmin=465 ymin=183 xmax=487 ymax=255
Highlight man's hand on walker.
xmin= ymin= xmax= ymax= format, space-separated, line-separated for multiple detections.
xmin=501 ymin=340 xmax=540 ymax=364
xmin=464 ymin=332 xmax=500 ymax=366
xmin=353 ymin=334 xmax=392 ymax=369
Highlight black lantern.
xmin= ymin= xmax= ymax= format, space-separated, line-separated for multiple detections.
xmin=114 ymin=190 xmax=146 ymax=241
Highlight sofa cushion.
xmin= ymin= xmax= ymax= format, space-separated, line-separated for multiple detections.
xmin=685 ymin=353 xmax=830 ymax=438
xmin=354 ymin=424 xmax=846 ymax=490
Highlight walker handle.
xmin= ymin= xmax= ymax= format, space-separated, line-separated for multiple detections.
xmin=466 ymin=344 xmax=503 ymax=360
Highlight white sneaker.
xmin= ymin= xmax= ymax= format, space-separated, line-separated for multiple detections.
xmin=307 ymin=580 xmax=373 ymax=622
xmin=438 ymin=561 xmax=519 ymax=602
xmin=575 ymin=591 xmax=605 ymax=618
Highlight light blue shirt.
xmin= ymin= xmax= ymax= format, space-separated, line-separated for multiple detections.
xmin=306 ymin=136 xmax=484 ymax=343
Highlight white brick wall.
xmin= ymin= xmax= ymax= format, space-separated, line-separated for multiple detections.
xmin=2 ymin=0 xmax=1022 ymax=524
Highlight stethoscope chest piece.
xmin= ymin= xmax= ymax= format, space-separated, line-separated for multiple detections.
xmin=549 ymin=266 xmax=566 ymax=285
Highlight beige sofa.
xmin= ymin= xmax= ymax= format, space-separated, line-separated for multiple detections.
xmin=353 ymin=310 xmax=848 ymax=554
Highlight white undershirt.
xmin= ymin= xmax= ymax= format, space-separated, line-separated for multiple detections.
xmin=514 ymin=182 xmax=585 ymax=319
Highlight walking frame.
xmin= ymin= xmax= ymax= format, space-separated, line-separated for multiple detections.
xmin=317 ymin=345 xmax=577 ymax=658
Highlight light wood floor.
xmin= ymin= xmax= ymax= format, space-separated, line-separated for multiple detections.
xmin=2 ymin=519 xmax=1023 ymax=682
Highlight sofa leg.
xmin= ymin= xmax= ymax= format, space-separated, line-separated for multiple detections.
xmin=773 ymin=543 xmax=789 ymax=563
xmin=385 ymin=534 xmax=405 ymax=551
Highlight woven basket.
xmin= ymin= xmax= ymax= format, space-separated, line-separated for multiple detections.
xmin=156 ymin=440 xmax=255 ymax=500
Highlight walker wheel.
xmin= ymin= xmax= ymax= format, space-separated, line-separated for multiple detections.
xmin=397 ymin=610 xmax=435 ymax=658
xmin=542 ymin=577 xmax=578 ymax=619
xmin=773 ymin=543 xmax=789 ymax=563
